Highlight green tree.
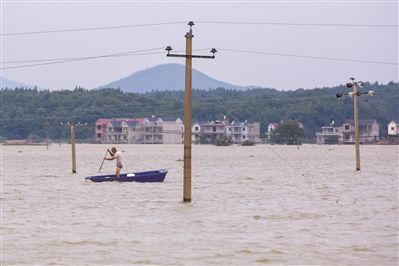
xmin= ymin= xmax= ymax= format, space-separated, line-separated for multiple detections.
xmin=324 ymin=135 xmax=340 ymax=144
xmin=215 ymin=136 xmax=232 ymax=146
xmin=270 ymin=120 xmax=305 ymax=145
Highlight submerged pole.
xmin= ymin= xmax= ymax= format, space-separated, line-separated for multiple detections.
xmin=71 ymin=124 xmax=77 ymax=173
xmin=166 ymin=21 xmax=216 ymax=202
xmin=353 ymin=84 xmax=360 ymax=171
xmin=183 ymin=27 xmax=193 ymax=202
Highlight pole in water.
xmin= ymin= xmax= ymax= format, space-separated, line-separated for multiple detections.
xmin=166 ymin=21 xmax=216 ymax=202
xmin=337 ymin=77 xmax=376 ymax=171
xmin=183 ymin=26 xmax=193 ymax=202
xmin=71 ymin=124 xmax=77 ymax=173
xmin=353 ymin=83 xmax=360 ymax=171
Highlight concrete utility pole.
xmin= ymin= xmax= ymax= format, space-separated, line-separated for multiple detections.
xmin=336 ymin=77 xmax=376 ymax=171
xmin=166 ymin=21 xmax=217 ymax=202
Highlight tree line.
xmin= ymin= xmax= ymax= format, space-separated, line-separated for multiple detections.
xmin=0 ymin=81 xmax=397 ymax=142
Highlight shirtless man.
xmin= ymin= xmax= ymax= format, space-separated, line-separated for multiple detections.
xmin=105 ymin=147 xmax=123 ymax=177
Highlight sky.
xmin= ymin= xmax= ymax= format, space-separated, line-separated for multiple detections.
xmin=1 ymin=0 xmax=398 ymax=91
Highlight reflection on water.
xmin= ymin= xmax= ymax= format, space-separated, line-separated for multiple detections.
xmin=2 ymin=144 xmax=398 ymax=265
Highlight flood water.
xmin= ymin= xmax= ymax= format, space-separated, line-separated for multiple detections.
xmin=1 ymin=144 xmax=398 ymax=265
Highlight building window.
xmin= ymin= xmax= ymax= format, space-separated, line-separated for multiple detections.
xmin=97 ymin=125 xmax=101 ymax=130
xmin=345 ymin=125 xmax=350 ymax=130
xmin=213 ymin=126 xmax=216 ymax=132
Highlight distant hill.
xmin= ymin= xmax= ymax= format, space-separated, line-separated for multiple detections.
xmin=0 ymin=76 xmax=36 ymax=89
xmin=100 ymin=63 xmax=260 ymax=92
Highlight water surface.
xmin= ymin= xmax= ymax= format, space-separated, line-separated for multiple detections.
xmin=2 ymin=144 xmax=398 ymax=265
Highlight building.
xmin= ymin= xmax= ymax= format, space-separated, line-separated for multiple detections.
xmin=266 ymin=123 xmax=279 ymax=140
xmin=247 ymin=122 xmax=261 ymax=143
xmin=105 ymin=120 xmax=129 ymax=143
xmin=192 ymin=122 xmax=201 ymax=143
xmin=342 ymin=119 xmax=379 ymax=143
xmin=163 ymin=118 xmax=184 ymax=144
xmin=316 ymin=125 xmax=343 ymax=144
xmin=316 ymin=119 xmax=380 ymax=144
xmin=126 ymin=120 xmax=143 ymax=144
xmin=96 ymin=118 xmax=144 ymax=144
xmin=95 ymin=118 xmax=111 ymax=142
xmin=95 ymin=117 xmax=261 ymax=145
xmin=388 ymin=120 xmax=399 ymax=136
xmin=226 ymin=121 xmax=247 ymax=143
xmin=225 ymin=121 xmax=261 ymax=143
xmin=200 ymin=120 xmax=227 ymax=143
xmin=142 ymin=116 xmax=163 ymax=144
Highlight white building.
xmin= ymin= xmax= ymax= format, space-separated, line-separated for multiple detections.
xmin=266 ymin=123 xmax=279 ymax=140
xmin=192 ymin=122 xmax=201 ymax=143
xmin=316 ymin=119 xmax=380 ymax=144
xmin=163 ymin=118 xmax=184 ymax=144
xmin=225 ymin=121 xmax=261 ymax=143
xmin=316 ymin=126 xmax=343 ymax=144
xmin=388 ymin=120 xmax=399 ymax=136
xmin=342 ymin=119 xmax=379 ymax=143
xmin=142 ymin=116 xmax=163 ymax=144
xmin=226 ymin=121 xmax=248 ymax=143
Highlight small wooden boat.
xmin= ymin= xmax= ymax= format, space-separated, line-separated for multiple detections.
xmin=85 ymin=169 xmax=168 ymax=183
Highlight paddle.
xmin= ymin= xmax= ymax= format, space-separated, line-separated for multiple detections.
xmin=98 ymin=149 xmax=109 ymax=172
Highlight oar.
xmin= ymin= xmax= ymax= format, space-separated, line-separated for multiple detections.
xmin=98 ymin=150 xmax=109 ymax=172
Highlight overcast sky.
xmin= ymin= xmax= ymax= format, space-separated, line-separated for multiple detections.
xmin=1 ymin=0 xmax=398 ymax=90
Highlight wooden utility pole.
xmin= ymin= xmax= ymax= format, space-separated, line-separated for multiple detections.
xmin=166 ymin=21 xmax=216 ymax=202
xmin=71 ymin=124 xmax=77 ymax=173
xmin=336 ymin=78 xmax=376 ymax=171
xmin=183 ymin=26 xmax=193 ymax=202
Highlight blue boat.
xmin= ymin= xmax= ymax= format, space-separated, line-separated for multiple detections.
xmin=85 ymin=169 xmax=168 ymax=183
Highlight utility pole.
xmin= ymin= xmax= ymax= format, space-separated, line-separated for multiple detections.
xmin=61 ymin=122 xmax=88 ymax=174
xmin=166 ymin=21 xmax=217 ymax=202
xmin=336 ymin=77 xmax=376 ymax=171
xmin=71 ymin=124 xmax=77 ymax=173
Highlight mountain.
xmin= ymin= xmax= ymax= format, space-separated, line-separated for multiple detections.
xmin=0 ymin=76 xmax=36 ymax=89
xmin=100 ymin=63 xmax=260 ymax=92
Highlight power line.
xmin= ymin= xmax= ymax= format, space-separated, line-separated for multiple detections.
xmin=218 ymin=48 xmax=399 ymax=65
xmin=2 ymin=47 xmax=396 ymax=70
xmin=2 ymin=20 xmax=396 ymax=37
xmin=1 ymin=48 xmax=209 ymax=65
xmin=0 ymin=48 xmax=166 ymax=70
xmin=1 ymin=21 xmax=187 ymax=37
xmin=196 ymin=20 xmax=399 ymax=28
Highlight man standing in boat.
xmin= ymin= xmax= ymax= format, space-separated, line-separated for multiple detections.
xmin=105 ymin=147 xmax=123 ymax=177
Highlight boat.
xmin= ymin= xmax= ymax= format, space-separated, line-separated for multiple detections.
xmin=85 ymin=169 xmax=168 ymax=183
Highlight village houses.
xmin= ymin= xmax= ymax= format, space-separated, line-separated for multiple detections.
xmin=316 ymin=119 xmax=380 ymax=144
xmin=95 ymin=117 xmax=261 ymax=144
xmin=96 ymin=117 xmax=394 ymax=145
